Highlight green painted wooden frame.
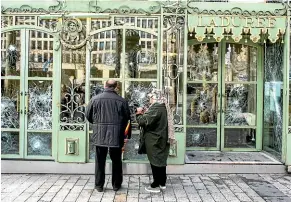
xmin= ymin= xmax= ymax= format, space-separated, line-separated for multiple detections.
xmin=186 ymin=38 xmax=263 ymax=152
xmin=1 ymin=26 xmax=58 ymax=160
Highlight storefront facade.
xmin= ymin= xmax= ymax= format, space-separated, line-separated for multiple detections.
xmin=1 ymin=0 xmax=291 ymax=171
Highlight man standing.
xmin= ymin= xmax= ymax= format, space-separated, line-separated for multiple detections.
xmin=85 ymin=79 xmax=131 ymax=192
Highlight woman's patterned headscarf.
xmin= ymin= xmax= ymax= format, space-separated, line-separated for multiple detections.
xmin=147 ymin=89 xmax=175 ymax=143
xmin=147 ymin=89 xmax=164 ymax=104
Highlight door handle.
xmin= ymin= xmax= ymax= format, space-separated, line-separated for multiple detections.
xmin=17 ymin=93 xmax=20 ymax=113
xmin=17 ymin=92 xmax=23 ymax=113
xmin=25 ymin=92 xmax=29 ymax=114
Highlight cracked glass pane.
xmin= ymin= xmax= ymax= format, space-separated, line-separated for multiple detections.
xmin=1 ymin=31 xmax=21 ymax=76
xmin=187 ymin=83 xmax=218 ymax=125
xmin=122 ymin=132 xmax=148 ymax=161
xmin=27 ymin=133 xmax=52 ymax=156
xmin=186 ymin=128 xmax=217 ymax=148
xmin=1 ymin=79 xmax=20 ymax=129
xmin=224 ymin=84 xmax=256 ymax=126
xmin=27 ymin=80 xmax=52 ymax=130
xmin=187 ymin=43 xmax=219 ymax=82
xmin=1 ymin=132 xmax=19 ymax=154
xmin=225 ymin=44 xmax=257 ymax=82
xmin=125 ymin=81 xmax=157 ymax=126
xmin=263 ymin=42 xmax=283 ymax=154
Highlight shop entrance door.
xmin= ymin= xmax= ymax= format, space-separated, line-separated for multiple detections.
xmin=186 ymin=41 xmax=262 ymax=151
xmin=1 ymin=28 xmax=55 ymax=159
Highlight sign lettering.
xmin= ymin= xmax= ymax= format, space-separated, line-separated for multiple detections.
xmin=196 ymin=16 xmax=278 ymax=28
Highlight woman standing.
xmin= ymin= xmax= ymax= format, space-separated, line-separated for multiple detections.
xmin=136 ymin=89 xmax=174 ymax=193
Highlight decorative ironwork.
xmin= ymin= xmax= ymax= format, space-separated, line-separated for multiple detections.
xmin=162 ymin=0 xmax=185 ymax=14
xmin=174 ymin=127 xmax=183 ymax=132
xmin=1 ymin=16 xmax=12 ymax=28
xmin=162 ymin=0 xmax=185 ymax=127
xmin=1 ymin=0 xmax=67 ymax=14
xmin=60 ymin=80 xmax=86 ymax=124
xmin=60 ymin=125 xmax=85 ymax=131
xmin=39 ymin=19 xmax=58 ymax=31
xmin=89 ymin=2 xmax=161 ymax=14
xmin=187 ymin=2 xmax=287 ymax=16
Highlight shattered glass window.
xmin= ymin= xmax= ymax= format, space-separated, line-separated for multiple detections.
xmin=1 ymin=132 xmax=19 ymax=155
xmin=27 ymin=133 xmax=52 ymax=156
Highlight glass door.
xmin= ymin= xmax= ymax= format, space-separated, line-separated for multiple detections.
xmin=1 ymin=29 xmax=55 ymax=159
xmin=186 ymin=40 xmax=262 ymax=151
xmin=221 ymin=43 xmax=262 ymax=151
xmin=1 ymin=30 xmax=24 ymax=157
xmin=186 ymin=42 xmax=222 ymax=150
xmin=25 ymin=30 xmax=54 ymax=158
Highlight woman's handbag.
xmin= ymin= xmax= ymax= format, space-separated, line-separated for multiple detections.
xmin=138 ymin=127 xmax=146 ymax=154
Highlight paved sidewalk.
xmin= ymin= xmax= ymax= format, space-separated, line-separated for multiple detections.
xmin=1 ymin=174 xmax=291 ymax=202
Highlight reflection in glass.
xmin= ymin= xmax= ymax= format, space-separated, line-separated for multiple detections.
xmin=1 ymin=132 xmax=19 ymax=154
xmin=90 ymin=29 xmax=122 ymax=78
xmin=186 ymin=128 xmax=217 ymax=148
xmin=187 ymin=43 xmax=219 ymax=81
xmin=225 ymin=44 xmax=257 ymax=82
xmin=225 ymin=128 xmax=255 ymax=148
xmin=1 ymin=31 xmax=21 ymax=76
xmin=165 ymin=74 xmax=184 ymax=125
xmin=90 ymin=81 xmax=104 ymax=99
xmin=263 ymin=42 xmax=283 ymax=155
xmin=187 ymin=83 xmax=218 ymax=125
xmin=1 ymin=79 xmax=20 ymax=128
xmin=60 ymin=46 xmax=86 ymax=124
xmin=28 ymin=31 xmax=54 ymax=77
xmin=27 ymin=80 xmax=52 ymax=130
xmin=224 ymin=84 xmax=256 ymax=126
xmin=27 ymin=133 xmax=52 ymax=156
xmin=125 ymin=30 xmax=157 ymax=79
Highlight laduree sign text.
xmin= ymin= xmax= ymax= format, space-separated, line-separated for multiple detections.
xmin=196 ymin=16 xmax=279 ymax=28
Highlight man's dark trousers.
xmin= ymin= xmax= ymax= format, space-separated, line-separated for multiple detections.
xmin=95 ymin=146 xmax=123 ymax=188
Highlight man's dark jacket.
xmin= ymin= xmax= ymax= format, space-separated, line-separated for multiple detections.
xmin=85 ymin=88 xmax=131 ymax=148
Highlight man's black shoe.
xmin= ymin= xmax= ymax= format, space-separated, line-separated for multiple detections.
xmin=95 ymin=186 xmax=103 ymax=192
xmin=113 ymin=186 xmax=121 ymax=192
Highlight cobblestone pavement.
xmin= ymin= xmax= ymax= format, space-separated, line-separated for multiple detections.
xmin=1 ymin=174 xmax=291 ymax=202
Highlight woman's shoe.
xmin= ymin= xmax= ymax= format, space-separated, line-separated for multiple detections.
xmin=159 ymin=185 xmax=166 ymax=190
xmin=145 ymin=186 xmax=161 ymax=193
